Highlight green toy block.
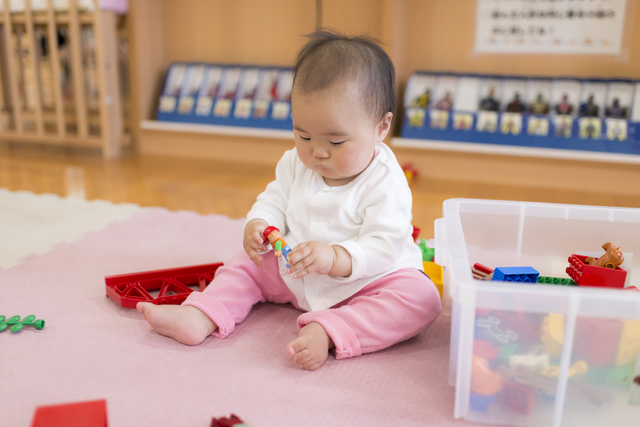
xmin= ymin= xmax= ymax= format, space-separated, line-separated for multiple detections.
xmin=497 ymin=343 xmax=519 ymax=364
xmin=537 ymin=276 xmax=576 ymax=286
xmin=0 ymin=315 xmax=45 ymax=333
xmin=583 ymin=363 xmax=635 ymax=387
xmin=417 ymin=239 xmax=435 ymax=262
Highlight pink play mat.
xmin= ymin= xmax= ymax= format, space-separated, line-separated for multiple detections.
xmin=0 ymin=205 xmax=484 ymax=427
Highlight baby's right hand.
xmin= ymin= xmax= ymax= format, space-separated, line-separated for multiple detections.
xmin=243 ymin=219 xmax=269 ymax=268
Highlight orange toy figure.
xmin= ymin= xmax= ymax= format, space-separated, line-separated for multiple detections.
xmin=585 ymin=242 xmax=625 ymax=269
xmin=263 ymin=226 xmax=292 ymax=268
xmin=471 ymin=355 xmax=502 ymax=396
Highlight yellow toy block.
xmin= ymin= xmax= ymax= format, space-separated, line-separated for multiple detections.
xmin=617 ymin=319 xmax=640 ymax=366
xmin=423 ymin=261 xmax=444 ymax=300
xmin=541 ymin=313 xmax=564 ymax=358
xmin=423 ymin=261 xmax=443 ymax=284
xmin=537 ymin=360 xmax=588 ymax=378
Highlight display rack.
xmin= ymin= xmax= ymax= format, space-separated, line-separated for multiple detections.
xmin=399 ymin=72 xmax=640 ymax=162
xmin=155 ymin=62 xmax=293 ymax=132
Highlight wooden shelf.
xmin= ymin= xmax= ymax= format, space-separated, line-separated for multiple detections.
xmin=140 ymin=120 xmax=294 ymax=140
xmin=391 ymin=137 xmax=640 ymax=165
xmin=138 ymin=120 xmax=294 ymax=166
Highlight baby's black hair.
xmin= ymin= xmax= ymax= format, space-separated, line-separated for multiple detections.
xmin=293 ymin=29 xmax=396 ymax=123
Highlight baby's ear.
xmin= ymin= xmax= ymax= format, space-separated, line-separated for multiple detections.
xmin=376 ymin=112 xmax=393 ymax=139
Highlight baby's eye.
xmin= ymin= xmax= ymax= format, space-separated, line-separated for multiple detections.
xmin=300 ymin=136 xmax=311 ymax=141
xmin=330 ymin=140 xmax=346 ymax=146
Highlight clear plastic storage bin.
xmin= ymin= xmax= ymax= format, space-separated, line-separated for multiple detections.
xmin=435 ymin=199 xmax=640 ymax=427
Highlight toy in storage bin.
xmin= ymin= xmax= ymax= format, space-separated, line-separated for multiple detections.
xmin=434 ymin=199 xmax=640 ymax=427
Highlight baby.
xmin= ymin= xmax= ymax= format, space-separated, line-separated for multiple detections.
xmin=137 ymin=30 xmax=442 ymax=370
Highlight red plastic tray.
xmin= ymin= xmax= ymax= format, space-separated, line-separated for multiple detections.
xmin=105 ymin=263 xmax=223 ymax=309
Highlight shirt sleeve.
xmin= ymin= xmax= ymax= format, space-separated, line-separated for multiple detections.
xmin=244 ymin=148 xmax=297 ymax=233
xmin=329 ymin=172 xmax=415 ymax=282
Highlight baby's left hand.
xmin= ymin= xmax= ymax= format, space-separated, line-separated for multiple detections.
xmin=287 ymin=241 xmax=335 ymax=279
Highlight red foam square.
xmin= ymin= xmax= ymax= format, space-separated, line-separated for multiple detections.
xmin=31 ymin=399 xmax=107 ymax=427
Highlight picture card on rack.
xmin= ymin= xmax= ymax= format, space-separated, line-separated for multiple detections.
xmin=255 ymin=69 xmax=280 ymax=101
xmin=177 ymin=65 xmax=206 ymax=115
xmin=405 ymin=74 xmax=436 ymax=108
xmin=502 ymin=79 xmax=526 ymax=113
xmin=579 ymin=81 xmax=607 ymax=118
xmin=157 ymin=64 xmax=187 ymax=114
xmin=478 ymin=78 xmax=501 ymax=112
xmin=213 ymin=67 xmax=242 ymax=118
xmin=433 ymin=75 xmax=457 ymax=111
xmin=274 ymin=70 xmax=294 ymax=102
xmin=551 ymin=79 xmax=580 ymax=116
xmin=218 ymin=67 xmax=242 ymax=99
xmin=526 ymin=79 xmax=551 ymax=115
xmin=195 ymin=66 xmax=223 ymax=116
xmin=606 ymin=81 xmax=633 ymax=119
xmin=234 ymin=68 xmax=261 ymax=119
xmin=454 ymin=76 xmax=481 ymax=113
xmin=253 ymin=68 xmax=280 ymax=119
xmin=237 ymin=68 xmax=261 ymax=100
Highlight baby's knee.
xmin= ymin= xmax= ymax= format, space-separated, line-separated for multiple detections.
xmin=415 ymin=275 xmax=443 ymax=319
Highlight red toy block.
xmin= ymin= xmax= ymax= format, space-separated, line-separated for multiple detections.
xmin=472 ymin=263 xmax=494 ymax=280
xmin=105 ymin=263 xmax=223 ymax=309
xmin=31 ymin=399 xmax=107 ymax=427
xmin=211 ymin=414 xmax=246 ymax=427
xmin=501 ymin=382 xmax=535 ymax=416
xmin=566 ymin=254 xmax=627 ymax=289
xmin=401 ymin=162 xmax=419 ymax=181
xmin=473 ymin=339 xmax=499 ymax=362
xmin=574 ymin=316 xmax=623 ymax=366
xmin=412 ymin=226 xmax=421 ymax=242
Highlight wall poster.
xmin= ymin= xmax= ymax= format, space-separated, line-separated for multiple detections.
xmin=475 ymin=0 xmax=627 ymax=55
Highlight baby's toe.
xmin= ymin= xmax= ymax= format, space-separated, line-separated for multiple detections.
xmin=287 ymin=337 xmax=308 ymax=355
xmin=302 ymin=360 xmax=322 ymax=371
xmin=295 ymin=354 xmax=314 ymax=366
xmin=293 ymin=348 xmax=310 ymax=361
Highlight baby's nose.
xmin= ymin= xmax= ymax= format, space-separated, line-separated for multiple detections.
xmin=312 ymin=146 xmax=329 ymax=158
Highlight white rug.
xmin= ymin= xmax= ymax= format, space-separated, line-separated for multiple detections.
xmin=0 ymin=189 xmax=142 ymax=269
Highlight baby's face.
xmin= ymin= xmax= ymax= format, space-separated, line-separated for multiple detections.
xmin=291 ymin=84 xmax=390 ymax=186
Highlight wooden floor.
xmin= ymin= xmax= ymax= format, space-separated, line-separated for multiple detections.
xmin=2 ymin=141 xmax=640 ymax=239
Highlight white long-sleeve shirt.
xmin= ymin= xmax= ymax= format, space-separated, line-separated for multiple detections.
xmin=245 ymin=142 xmax=424 ymax=311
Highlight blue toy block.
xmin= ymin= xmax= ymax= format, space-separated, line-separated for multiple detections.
xmin=491 ymin=267 xmax=540 ymax=283
xmin=469 ymin=392 xmax=496 ymax=412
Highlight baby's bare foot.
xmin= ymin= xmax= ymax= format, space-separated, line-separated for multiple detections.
xmin=136 ymin=302 xmax=217 ymax=345
xmin=286 ymin=322 xmax=334 ymax=370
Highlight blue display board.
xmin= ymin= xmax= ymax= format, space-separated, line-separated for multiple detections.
xmin=400 ymin=72 xmax=640 ymax=156
xmin=155 ymin=63 xmax=294 ymax=131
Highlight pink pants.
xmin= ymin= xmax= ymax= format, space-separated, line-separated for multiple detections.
xmin=183 ymin=251 xmax=442 ymax=359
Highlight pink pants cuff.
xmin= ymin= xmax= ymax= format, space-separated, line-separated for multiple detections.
xmin=298 ymin=311 xmax=361 ymax=359
xmin=183 ymin=292 xmax=236 ymax=338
